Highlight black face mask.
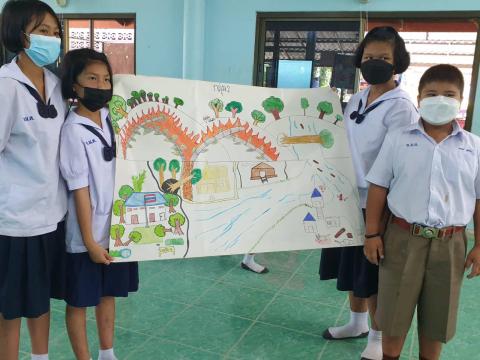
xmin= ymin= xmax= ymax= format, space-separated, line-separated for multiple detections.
xmin=360 ymin=59 xmax=394 ymax=85
xmin=77 ymin=86 xmax=113 ymax=112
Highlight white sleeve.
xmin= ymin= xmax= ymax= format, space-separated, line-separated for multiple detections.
xmin=365 ymin=133 xmax=396 ymax=188
xmin=0 ymin=88 xmax=15 ymax=153
xmin=383 ymin=99 xmax=419 ymax=132
xmin=60 ymin=124 xmax=89 ymax=190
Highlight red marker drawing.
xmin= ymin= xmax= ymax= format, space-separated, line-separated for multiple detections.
xmin=335 ymin=228 xmax=346 ymax=238
xmin=347 ymin=233 xmax=353 ymax=238
xmin=330 ymin=173 xmax=336 ymax=178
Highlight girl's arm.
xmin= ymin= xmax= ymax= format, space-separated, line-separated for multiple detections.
xmin=73 ymin=187 xmax=113 ymax=264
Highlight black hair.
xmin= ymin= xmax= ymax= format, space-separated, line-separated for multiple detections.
xmin=61 ymin=48 xmax=113 ymax=100
xmin=354 ymin=26 xmax=410 ymax=74
xmin=1 ymin=0 xmax=62 ymax=54
xmin=418 ymin=64 xmax=464 ymax=97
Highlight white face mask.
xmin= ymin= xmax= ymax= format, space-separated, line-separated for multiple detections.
xmin=419 ymin=96 xmax=460 ymax=126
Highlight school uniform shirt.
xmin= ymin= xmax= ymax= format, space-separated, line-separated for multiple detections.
xmin=0 ymin=58 xmax=67 ymax=237
xmin=366 ymin=120 xmax=480 ymax=227
xmin=345 ymin=86 xmax=418 ymax=208
xmin=60 ymin=108 xmax=115 ymax=253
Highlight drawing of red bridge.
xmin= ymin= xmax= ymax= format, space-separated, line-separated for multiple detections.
xmin=119 ymin=105 xmax=279 ymax=201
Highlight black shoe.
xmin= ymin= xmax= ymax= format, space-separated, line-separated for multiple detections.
xmin=241 ymin=262 xmax=269 ymax=274
xmin=322 ymin=328 xmax=369 ymax=340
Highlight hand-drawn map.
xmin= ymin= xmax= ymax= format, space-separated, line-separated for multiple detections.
xmin=108 ymin=75 xmax=364 ymax=262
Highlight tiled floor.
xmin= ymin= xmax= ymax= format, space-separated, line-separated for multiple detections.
xmin=18 ymin=240 xmax=480 ymax=359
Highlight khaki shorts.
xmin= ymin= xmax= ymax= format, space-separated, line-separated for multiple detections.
xmin=376 ymin=221 xmax=467 ymax=343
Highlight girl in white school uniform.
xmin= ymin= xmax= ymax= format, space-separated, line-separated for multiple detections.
xmin=60 ymin=48 xmax=138 ymax=360
xmin=0 ymin=1 xmax=67 ymax=359
xmin=319 ymin=27 xmax=418 ymax=360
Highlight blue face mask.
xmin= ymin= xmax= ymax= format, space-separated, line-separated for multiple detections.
xmin=24 ymin=33 xmax=61 ymax=67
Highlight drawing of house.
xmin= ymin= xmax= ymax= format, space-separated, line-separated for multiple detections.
xmin=196 ymin=164 xmax=230 ymax=194
xmin=125 ymin=192 xmax=167 ymax=225
xmin=250 ymin=162 xmax=277 ymax=183
xmin=303 ymin=213 xmax=317 ymax=233
xmin=311 ymin=188 xmax=324 ymax=219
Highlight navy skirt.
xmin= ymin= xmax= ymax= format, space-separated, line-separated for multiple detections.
xmin=0 ymin=222 xmax=67 ymax=320
xmin=319 ymin=210 xmax=379 ymax=298
xmin=66 ymin=252 xmax=139 ymax=308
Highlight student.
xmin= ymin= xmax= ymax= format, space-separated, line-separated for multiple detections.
xmin=318 ymin=27 xmax=418 ymax=360
xmin=241 ymin=253 xmax=269 ymax=274
xmin=0 ymin=1 xmax=67 ymax=359
xmin=364 ymin=64 xmax=480 ymax=360
xmin=60 ymin=48 xmax=138 ymax=360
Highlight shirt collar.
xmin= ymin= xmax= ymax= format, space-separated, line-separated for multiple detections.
xmin=406 ymin=119 xmax=464 ymax=139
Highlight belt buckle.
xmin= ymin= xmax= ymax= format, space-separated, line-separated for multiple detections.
xmin=421 ymin=226 xmax=439 ymax=239
xmin=412 ymin=224 xmax=438 ymax=239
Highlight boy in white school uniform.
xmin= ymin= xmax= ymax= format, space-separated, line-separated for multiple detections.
xmin=364 ymin=64 xmax=480 ymax=360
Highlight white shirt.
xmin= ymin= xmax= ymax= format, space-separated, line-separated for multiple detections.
xmin=366 ymin=121 xmax=480 ymax=227
xmin=345 ymin=86 xmax=418 ymax=208
xmin=60 ymin=108 xmax=115 ymax=253
xmin=0 ymin=58 xmax=67 ymax=237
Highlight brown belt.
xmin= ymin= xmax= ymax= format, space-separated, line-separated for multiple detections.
xmin=391 ymin=216 xmax=465 ymax=239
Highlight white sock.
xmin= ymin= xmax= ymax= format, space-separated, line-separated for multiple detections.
xmin=98 ymin=348 xmax=117 ymax=360
xmin=361 ymin=329 xmax=383 ymax=360
xmin=31 ymin=355 xmax=48 ymax=360
xmin=242 ymin=254 xmax=266 ymax=273
xmin=328 ymin=310 xmax=369 ymax=338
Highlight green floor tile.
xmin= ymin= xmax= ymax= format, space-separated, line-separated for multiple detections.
xmin=125 ymin=337 xmax=222 ymax=360
xmin=194 ymin=282 xmax=275 ymax=319
xmin=160 ymin=306 xmax=252 ymax=354
xmin=258 ymin=294 xmax=341 ymax=336
xmin=115 ymin=294 xmax=187 ymax=335
xmin=280 ymin=274 xmax=347 ymax=307
xmin=142 ymin=269 xmax=217 ymax=304
xmin=254 ymin=251 xmax=309 ymax=273
xmin=221 ymin=266 xmax=292 ymax=292
xmin=228 ymin=322 xmax=324 ymax=360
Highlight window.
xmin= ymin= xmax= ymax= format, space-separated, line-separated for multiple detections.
xmin=64 ymin=16 xmax=136 ymax=74
xmin=254 ymin=17 xmax=361 ymax=106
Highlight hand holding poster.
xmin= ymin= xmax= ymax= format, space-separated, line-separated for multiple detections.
xmin=108 ymin=75 xmax=364 ymax=262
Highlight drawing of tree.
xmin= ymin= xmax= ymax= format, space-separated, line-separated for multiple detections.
xmin=173 ymin=97 xmax=184 ymax=109
xmin=147 ymin=92 xmax=154 ymax=102
xmin=127 ymin=98 xmax=136 ymax=109
xmin=168 ymin=167 xmax=202 ymax=194
xmin=125 ymin=230 xmax=142 ymax=245
xmin=262 ymin=96 xmax=284 ymax=120
xmin=154 ymin=93 xmax=160 ymax=102
xmin=131 ymin=91 xmax=142 ymax=105
xmin=168 ymin=213 xmax=186 ymax=235
xmin=251 ymin=110 xmax=266 ymax=126
xmin=109 ymin=95 xmax=128 ymax=122
xmin=317 ymin=101 xmax=333 ymax=119
xmin=153 ymin=157 xmax=167 ymax=185
xmin=334 ymin=114 xmax=343 ymax=125
xmin=169 ymin=159 xmax=180 ymax=180
xmin=154 ymin=224 xmax=166 ymax=239
xmin=115 ymin=185 xmax=134 ymax=224
xmin=280 ymin=129 xmax=334 ymax=149
xmin=225 ymin=101 xmax=243 ymax=118
xmin=162 ymin=96 xmax=169 ymax=104
xmin=113 ymin=199 xmax=126 ymax=224
xmin=140 ymin=89 xmax=147 ymax=103
xmin=163 ymin=193 xmax=179 ymax=213
xmin=209 ymin=98 xmax=224 ymax=118
xmin=301 ymin=97 xmax=309 ymax=116
xmin=132 ymin=170 xmax=146 ymax=192
xmin=110 ymin=224 xmax=125 ymax=247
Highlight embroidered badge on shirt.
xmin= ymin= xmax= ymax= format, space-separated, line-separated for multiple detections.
xmin=23 ymin=115 xmax=35 ymax=122
xmin=406 ymin=143 xmax=418 ymax=147
xmin=85 ymin=139 xmax=97 ymax=145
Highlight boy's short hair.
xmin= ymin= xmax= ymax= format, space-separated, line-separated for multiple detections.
xmin=418 ymin=64 xmax=465 ymax=97
xmin=1 ymin=0 xmax=62 ymax=54
xmin=354 ymin=26 xmax=410 ymax=74
xmin=61 ymin=48 xmax=113 ymax=100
